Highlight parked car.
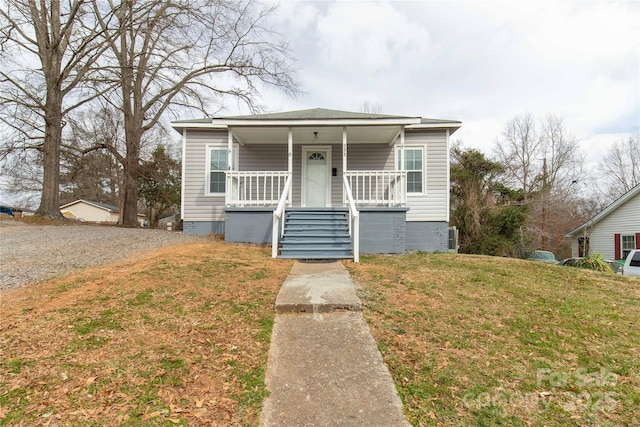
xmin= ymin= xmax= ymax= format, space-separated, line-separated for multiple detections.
xmin=607 ymin=260 xmax=624 ymax=274
xmin=622 ymin=249 xmax=640 ymax=277
xmin=0 ymin=205 xmax=14 ymax=217
xmin=527 ymin=250 xmax=559 ymax=264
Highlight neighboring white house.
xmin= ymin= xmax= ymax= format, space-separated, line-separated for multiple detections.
xmin=565 ymin=184 xmax=640 ymax=260
xmin=171 ymin=108 xmax=461 ymax=261
xmin=60 ymin=199 xmax=146 ymax=225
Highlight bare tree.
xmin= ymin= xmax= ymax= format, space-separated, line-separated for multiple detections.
xmin=494 ymin=113 xmax=584 ymax=250
xmin=93 ymin=0 xmax=298 ymax=226
xmin=596 ymin=134 xmax=640 ymax=202
xmin=539 ymin=114 xmax=583 ymax=195
xmin=494 ymin=113 xmax=542 ymax=198
xmin=0 ymin=0 xmax=115 ymax=218
xmin=60 ymin=105 xmax=127 ymax=205
xmin=360 ymin=101 xmax=383 ymax=114
xmin=495 ymin=113 xmax=583 ymax=196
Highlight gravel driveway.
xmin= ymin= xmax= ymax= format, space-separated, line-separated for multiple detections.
xmin=0 ymin=219 xmax=208 ymax=291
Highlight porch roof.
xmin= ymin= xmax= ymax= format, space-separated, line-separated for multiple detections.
xmin=171 ymin=108 xmax=461 ymax=144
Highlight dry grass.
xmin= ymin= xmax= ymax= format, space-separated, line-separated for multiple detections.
xmin=347 ymin=253 xmax=640 ymax=427
xmin=0 ymin=240 xmax=293 ymax=426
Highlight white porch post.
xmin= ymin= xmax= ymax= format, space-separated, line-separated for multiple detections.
xmin=342 ymin=126 xmax=347 ymax=204
xmin=227 ymin=127 xmax=233 ymax=206
xmin=342 ymin=126 xmax=347 ymax=173
xmin=288 ymin=127 xmax=293 ymax=203
xmin=400 ymin=125 xmax=405 ymax=169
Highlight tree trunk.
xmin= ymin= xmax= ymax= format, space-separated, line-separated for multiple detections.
xmin=36 ymin=112 xmax=64 ymax=219
xmin=119 ymin=163 xmax=139 ymax=226
xmin=35 ymin=40 xmax=64 ymax=219
xmin=118 ymin=130 xmax=141 ymax=227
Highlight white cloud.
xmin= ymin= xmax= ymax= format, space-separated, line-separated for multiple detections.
xmin=315 ymin=1 xmax=434 ymax=73
xmin=257 ymin=0 xmax=639 ymax=165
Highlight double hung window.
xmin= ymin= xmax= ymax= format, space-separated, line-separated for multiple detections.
xmin=397 ymin=148 xmax=424 ymax=194
xmin=207 ymin=147 xmax=237 ymax=195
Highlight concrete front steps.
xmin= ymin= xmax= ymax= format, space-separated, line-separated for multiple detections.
xmin=278 ymin=208 xmax=353 ymax=260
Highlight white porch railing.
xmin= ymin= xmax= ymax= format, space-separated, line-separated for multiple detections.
xmin=226 ymin=171 xmax=290 ymax=206
xmin=272 ymin=175 xmax=292 ymax=258
xmin=343 ymin=175 xmax=360 ymax=263
xmin=344 ymin=170 xmax=407 ymax=206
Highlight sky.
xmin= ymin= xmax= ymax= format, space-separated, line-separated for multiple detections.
xmin=244 ymin=0 xmax=640 ymax=168
xmin=3 ymin=0 xmax=639 ymax=207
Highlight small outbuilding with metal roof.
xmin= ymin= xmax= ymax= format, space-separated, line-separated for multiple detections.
xmin=60 ymin=199 xmax=146 ymax=225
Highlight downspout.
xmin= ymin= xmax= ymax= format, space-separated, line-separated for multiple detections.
xmin=288 ymin=127 xmax=293 ymax=204
xmin=227 ymin=127 xmax=233 ymax=206
xmin=343 ymin=126 xmax=347 ymax=204
xmin=446 ymin=128 xmax=450 ymax=223
xmin=400 ymin=126 xmax=405 ymax=205
xmin=181 ymin=128 xmax=186 ymax=219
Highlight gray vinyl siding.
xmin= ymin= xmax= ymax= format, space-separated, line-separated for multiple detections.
xmin=571 ymin=194 xmax=640 ymax=259
xmin=239 ymin=144 xmax=287 ymax=171
xmin=183 ymin=129 xmax=450 ymax=223
xmin=403 ymin=130 xmax=449 ymax=222
xmin=347 ymin=144 xmax=394 ymax=171
xmin=183 ymin=129 xmax=227 ymax=222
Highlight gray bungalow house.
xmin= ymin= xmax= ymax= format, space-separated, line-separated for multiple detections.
xmin=171 ymin=108 xmax=461 ymax=261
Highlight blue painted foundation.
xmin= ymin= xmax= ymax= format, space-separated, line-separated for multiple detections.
xmin=183 ymin=209 xmax=448 ymax=254
xmin=183 ymin=220 xmax=224 ymax=236
xmin=224 ymin=207 xmax=275 ymax=243
xmin=405 ymin=221 xmax=449 ymax=252
xmin=358 ymin=208 xmax=408 ymax=254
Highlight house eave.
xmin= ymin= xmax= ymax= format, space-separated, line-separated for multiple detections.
xmin=564 ymin=183 xmax=640 ymax=237
xmin=170 ymin=118 xmax=463 ymax=135
xmin=407 ymin=122 xmax=462 ymax=134
xmin=210 ymin=117 xmax=422 ymax=127
xmin=60 ymin=199 xmax=118 ymax=213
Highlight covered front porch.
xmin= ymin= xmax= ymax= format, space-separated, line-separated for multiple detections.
xmin=219 ymin=117 xmax=420 ymax=262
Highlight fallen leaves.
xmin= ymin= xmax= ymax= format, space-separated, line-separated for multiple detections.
xmin=0 ymin=240 xmax=294 ymax=426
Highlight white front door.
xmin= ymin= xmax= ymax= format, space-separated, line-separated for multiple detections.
xmin=303 ymin=147 xmax=331 ymax=207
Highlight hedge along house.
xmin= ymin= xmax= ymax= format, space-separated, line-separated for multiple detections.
xmin=171 ymin=108 xmax=461 ymax=261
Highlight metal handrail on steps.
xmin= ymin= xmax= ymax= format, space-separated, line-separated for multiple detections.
xmin=272 ymin=175 xmax=292 ymax=258
xmin=343 ymin=175 xmax=360 ymax=263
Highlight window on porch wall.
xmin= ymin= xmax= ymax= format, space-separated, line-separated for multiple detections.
xmin=210 ymin=149 xmax=227 ymax=193
xmin=397 ymin=148 xmax=424 ymax=193
xmin=207 ymin=146 xmax=237 ymax=195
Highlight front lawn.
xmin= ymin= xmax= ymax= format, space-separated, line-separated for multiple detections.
xmin=3 ymin=245 xmax=638 ymax=426
xmin=0 ymin=241 xmax=293 ymax=426
xmin=348 ymin=253 xmax=640 ymax=427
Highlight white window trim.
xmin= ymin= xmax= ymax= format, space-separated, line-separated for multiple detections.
xmin=205 ymin=144 xmax=239 ymax=196
xmin=395 ymin=145 xmax=426 ymax=195
xmin=621 ymin=234 xmax=636 ymax=259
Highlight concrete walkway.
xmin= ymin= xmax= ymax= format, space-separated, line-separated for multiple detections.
xmin=260 ymin=261 xmax=411 ymax=427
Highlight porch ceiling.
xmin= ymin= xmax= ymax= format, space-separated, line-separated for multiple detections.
xmin=231 ymin=126 xmax=401 ymax=145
